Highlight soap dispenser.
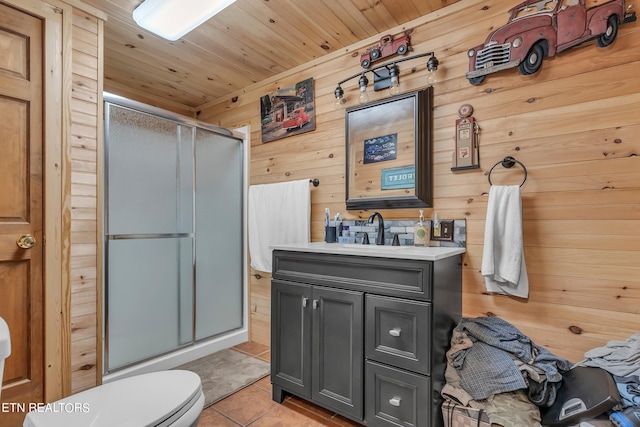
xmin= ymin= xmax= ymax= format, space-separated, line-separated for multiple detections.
xmin=414 ymin=210 xmax=430 ymax=247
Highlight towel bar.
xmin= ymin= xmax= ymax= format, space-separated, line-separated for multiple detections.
xmin=487 ymin=156 xmax=527 ymax=187
xmin=310 ymin=178 xmax=320 ymax=187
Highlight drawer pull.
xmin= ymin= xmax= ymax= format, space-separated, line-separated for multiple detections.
xmin=389 ymin=396 xmax=402 ymax=407
xmin=389 ymin=328 xmax=401 ymax=337
xmin=302 ymin=297 xmax=308 ymax=308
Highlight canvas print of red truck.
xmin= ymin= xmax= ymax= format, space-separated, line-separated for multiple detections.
xmin=260 ymin=78 xmax=315 ymax=143
xmin=465 ymin=0 xmax=636 ymax=85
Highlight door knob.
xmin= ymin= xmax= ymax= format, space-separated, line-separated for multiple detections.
xmin=16 ymin=234 xmax=36 ymax=249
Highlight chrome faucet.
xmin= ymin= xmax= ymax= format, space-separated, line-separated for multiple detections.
xmin=368 ymin=212 xmax=385 ymax=245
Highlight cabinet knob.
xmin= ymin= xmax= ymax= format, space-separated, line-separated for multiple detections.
xmin=312 ymin=300 xmax=319 ymax=309
xmin=302 ymin=297 xmax=308 ymax=308
xmin=389 ymin=396 xmax=402 ymax=407
xmin=389 ymin=328 xmax=401 ymax=337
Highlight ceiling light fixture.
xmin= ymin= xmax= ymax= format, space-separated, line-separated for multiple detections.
xmin=133 ymin=0 xmax=237 ymax=41
xmin=334 ymin=52 xmax=440 ymax=109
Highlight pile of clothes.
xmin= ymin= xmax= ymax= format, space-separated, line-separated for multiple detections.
xmin=575 ymin=334 xmax=640 ymax=427
xmin=441 ymin=316 xmax=640 ymax=427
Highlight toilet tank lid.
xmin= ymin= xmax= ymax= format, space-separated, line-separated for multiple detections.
xmin=23 ymin=370 xmax=202 ymax=427
xmin=0 ymin=317 xmax=10 ymax=359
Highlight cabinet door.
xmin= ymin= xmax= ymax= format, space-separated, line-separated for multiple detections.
xmin=312 ymin=286 xmax=364 ymax=420
xmin=271 ymin=280 xmax=312 ymax=399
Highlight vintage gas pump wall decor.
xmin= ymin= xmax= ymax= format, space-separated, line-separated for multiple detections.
xmin=451 ymin=104 xmax=480 ymax=171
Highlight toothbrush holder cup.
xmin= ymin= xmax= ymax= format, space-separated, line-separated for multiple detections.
xmin=325 ymin=226 xmax=337 ymax=243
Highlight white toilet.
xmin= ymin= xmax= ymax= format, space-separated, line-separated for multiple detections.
xmin=0 ymin=317 xmax=205 ymax=427
xmin=0 ymin=316 xmax=10 ymax=402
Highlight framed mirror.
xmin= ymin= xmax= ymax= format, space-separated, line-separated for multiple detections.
xmin=345 ymin=87 xmax=432 ymax=210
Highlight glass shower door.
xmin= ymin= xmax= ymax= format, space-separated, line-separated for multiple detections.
xmin=105 ymin=105 xmax=194 ymax=371
xmin=194 ymin=129 xmax=243 ymax=340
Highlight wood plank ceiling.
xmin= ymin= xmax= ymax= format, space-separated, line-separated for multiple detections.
xmin=80 ymin=0 xmax=459 ymax=110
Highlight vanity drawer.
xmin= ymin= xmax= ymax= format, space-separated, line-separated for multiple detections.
xmin=365 ymin=360 xmax=431 ymax=427
xmin=273 ymin=251 xmax=432 ymax=300
xmin=365 ymin=295 xmax=431 ymax=375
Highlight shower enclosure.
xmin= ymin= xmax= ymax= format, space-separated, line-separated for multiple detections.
xmin=103 ymin=94 xmax=246 ymax=375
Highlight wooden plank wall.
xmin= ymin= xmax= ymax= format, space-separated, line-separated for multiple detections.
xmin=197 ymin=0 xmax=640 ymax=362
xmin=69 ymin=6 xmax=102 ymax=393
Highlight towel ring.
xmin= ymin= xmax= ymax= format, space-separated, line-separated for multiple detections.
xmin=487 ymin=156 xmax=527 ymax=187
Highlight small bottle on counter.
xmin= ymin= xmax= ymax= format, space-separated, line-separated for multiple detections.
xmin=433 ymin=211 xmax=441 ymax=238
xmin=338 ymin=225 xmax=355 ymax=244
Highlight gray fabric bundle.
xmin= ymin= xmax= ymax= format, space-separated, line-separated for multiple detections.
xmin=448 ymin=316 xmax=572 ymax=406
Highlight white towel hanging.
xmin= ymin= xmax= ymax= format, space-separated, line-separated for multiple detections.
xmin=248 ymin=179 xmax=310 ymax=272
xmin=481 ymin=185 xmax=529 ymax=298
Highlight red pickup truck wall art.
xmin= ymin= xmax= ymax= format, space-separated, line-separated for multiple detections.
xmin=465 ymin=0 xmax=636 ymax=85
xmin=360 ymin=33 xmax=411 ymax=68
xmin=282 ymin=107 xmax=311 ymax=131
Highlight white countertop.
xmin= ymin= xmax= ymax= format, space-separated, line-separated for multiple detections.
xmin=270 ymin=242 xmax=465 ymax=261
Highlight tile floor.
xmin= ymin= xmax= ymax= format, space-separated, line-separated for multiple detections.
xmin=197 ymin=342 xmax=361 ymax=427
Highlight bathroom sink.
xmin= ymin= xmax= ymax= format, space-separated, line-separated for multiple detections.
xmin=339 ymin=243 xmax=407 ymax=250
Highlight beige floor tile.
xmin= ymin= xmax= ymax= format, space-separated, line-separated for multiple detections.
xmin=248 ymin=403 xmax=326 ymax=427
xmin=233 ymin=341 xmax=270 ymax=357
xmin=253 ymin=375 xmax=272 ymax=394
xmin=284 ymin=396 xmax=335 ymax=420
xmin=198 ymin=407 xmax=241 ymax=426
xmin=323 ymin=414 xmax=364 ymax=426
xmin=213 ymin=385 xmax=278 ymax=425
xmin=257 ymin=350 xmax=270 ymax=362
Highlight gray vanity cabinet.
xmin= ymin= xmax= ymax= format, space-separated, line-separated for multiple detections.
xmin=271 ymin=279 xmax=364 ymax=419
xmin=270 ymin=249 xmax=462 ymax=427
xmin=270 ymin=280 xmax=312 ymax=400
